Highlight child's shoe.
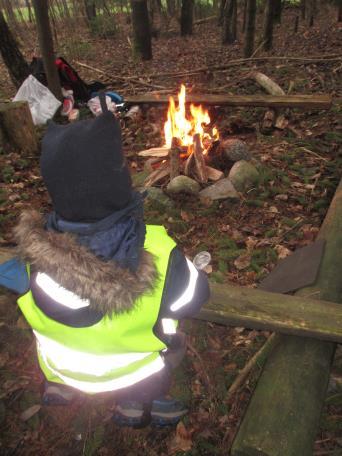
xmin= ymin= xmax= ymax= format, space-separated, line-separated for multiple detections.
xmin=113 ymin=397 xmax=187 ymax=427
xmin=42 ymin=381 xmax=75 ymax=406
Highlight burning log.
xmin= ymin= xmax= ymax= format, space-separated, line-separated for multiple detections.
xmin=193 ymin=133 xmax=208 ymax=184
xmin=169 ymin=137 xmax=181 ymax=181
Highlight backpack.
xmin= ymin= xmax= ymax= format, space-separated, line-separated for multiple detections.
xmin=29 ymin=56 xmax=106 ymax=102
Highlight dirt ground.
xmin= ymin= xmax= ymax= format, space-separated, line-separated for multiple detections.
xmin=0 ymin=5 xmax=341 ymax=455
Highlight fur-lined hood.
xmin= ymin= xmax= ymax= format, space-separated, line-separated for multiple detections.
xmin=13 ymin=210 xmax=158 ymax=315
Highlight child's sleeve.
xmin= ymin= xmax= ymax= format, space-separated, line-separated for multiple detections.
xmin=0 ymin=258 xmax=30 ymax=294
xmin=159 ymin=247 xmax=210 ymax=320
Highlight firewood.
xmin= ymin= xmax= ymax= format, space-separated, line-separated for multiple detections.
xmin=206 ymin=166 xmax=224 ymax=181
xmin=193 ymin=133 xmax=208 ymax=184
xmin=144 ymin=162 xmax=170 ymax=187
xmin=169 ymin=137 xmax=181 ymax=181
xmin=138 ymin=147 xmax=169 ymax=157
xmin=184 ymin=151 xmax=195 ymax=177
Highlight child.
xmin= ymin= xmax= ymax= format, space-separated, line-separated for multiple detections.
xmin=0 ymin=98 xmax=210 ymax=427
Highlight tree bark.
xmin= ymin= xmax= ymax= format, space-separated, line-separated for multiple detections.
xmin=300 ymin=0 xmax=306 ymax=19
xmin=131 ymin=0 xmax=152 ymax=60
xmin=0 ymin=10 xmax=30 ymax=88
xmin=180 ymin=0 xmax=194 ymax=35
xmin=222 ymin=0 xmax=237 ymax=44
xmin=218 ymin=0 xmax=226 ymax=25
xmin=84 ymin=0 xmax=96 ymax=21
xmin=339 ymin=2 xmax=342 ymax=22
xmin=243 ymin=0 xmax=256 ymax=57
xmin=231 ymin=178 xmax=342 ymax=456
xmin=242 ymin=0 xmax=247 ymax=32
xmin=273 ymin=0 xmax=281 ymax=23
xmin=263 ymin=0 xmax=275 ymax=51
xmin=0 ymin=101 xmax=38 ymax=155
xmin=32 ymin=0 xmax=62 ymax=100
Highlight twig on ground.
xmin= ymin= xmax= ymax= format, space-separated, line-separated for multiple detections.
xmin=300 ymin=147 xmax=329 ymax=162
xmin=186 ymin=339 xmax=214 ymax=397
xmin=250 ymin=40 xmax=266 ymax=58
xmin=225 ymin=333 xmax=277 ymax=402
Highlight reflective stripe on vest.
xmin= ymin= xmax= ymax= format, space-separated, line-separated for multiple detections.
xmin=36 ymin=331 xmax=165 ymax=393
xmin=170 ymin=258 xmax=199 ymax=312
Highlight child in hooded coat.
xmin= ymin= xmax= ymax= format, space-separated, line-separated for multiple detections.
xmin=0 ymin=98 xmax=210 ymax=427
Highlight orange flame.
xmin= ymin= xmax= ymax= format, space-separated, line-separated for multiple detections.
xmin=164 ymin=85 xmax=218 ymax=154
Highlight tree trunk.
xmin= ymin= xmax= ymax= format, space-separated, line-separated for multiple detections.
xmin=0 ymin=10 xmax=30 ymax=88
xmin=218 ymin=0 xmax=226 ymax=25
xmin=242 ymin=0 xmax=247 ymax=32
xmin=339 ymin=2 xmax=342 ymax=22
xmin=0 ymin=101 xmax=38 ymax=155
xmin=166 ymin=0 xmax=176 ymax=16
xmin=180 ymin=0 xmax=194 ymax=36
xmin=300 ymin=0 xmax=306 ymax=19
xmin=307 ymin=0 xmax=316 ymax=26
xmin=32 ymin=0 xmax=62 ymax=100
xmin=84 ymin=0 xmax=96 ymax=21
xmin=273 ymin=0 xmax=281 ymax=23
xmin=263 ymin=0 xmax=275 ymax=51
xmin=243 ymin=0 xmax=256 ymax=57
xmin=131 ymin=0 xmax=152 ymax=60
xmin=231 ymin=178 xmax=342 ymax=456
xmin=222 ymin=0 xmax=237 ymax=44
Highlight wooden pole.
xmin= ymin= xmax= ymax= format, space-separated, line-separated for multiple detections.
xmin=197 ymin=282 xmax=342 ymax=344
xmin=231 ymin=178 xmax=342 ymax=456
xmin=125 ymin=93 xmax=332 ymax=110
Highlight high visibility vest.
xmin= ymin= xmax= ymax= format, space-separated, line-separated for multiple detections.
xmin=17 ymin=226 xmax=177 ymax=393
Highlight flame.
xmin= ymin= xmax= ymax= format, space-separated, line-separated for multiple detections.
xmin=164 ymin=85 xmax=218 ymax=153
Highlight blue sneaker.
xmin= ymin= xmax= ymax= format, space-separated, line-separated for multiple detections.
xmin=42 ymin=382 xmax=75 ymax=406
xmin=113 ymin=398 xmax=187 ymax=427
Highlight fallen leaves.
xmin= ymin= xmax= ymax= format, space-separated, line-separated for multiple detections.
xmin=168 ymin=422 xmax=193 ymax=454
xmin=234 ymin=253 xmax=252 ymax=271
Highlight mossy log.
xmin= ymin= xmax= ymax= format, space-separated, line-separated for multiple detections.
xmin=0 ymin=101 xmax=37 ymax=154
xmin=231 ymin=178 xmax=342 ymax=456
xmin=197 ymin=283 xmax=342 ymax=343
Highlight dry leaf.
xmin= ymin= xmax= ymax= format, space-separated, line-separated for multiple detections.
xmin=168 ymin=421 xmax=192 ymax=454
xmin=234 ymin=254 xmax=251 ymax=270
xmin=275 ymin=244 xmax=292 ymax=259
xmin=203 ymin=264 xmax=212 ymax=274
xmin=0 ymin=352 xmax=9 ymax=368
xmin=269 ymin=206 xmax=279 ymax=213
xmin=20 ymin=404 xmax=41 ymax=422
xmin=275 ymin=194 xmax=288 ymax=201
xmin=180 ymin=210 xmax=191 ymax=222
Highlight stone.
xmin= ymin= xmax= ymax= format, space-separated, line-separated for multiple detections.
xmin=144 ymin=187 xmax=174 ymax=209
xmin=166 ymin=176 xmax=200 ymax=195
xmin=199 ymin=178 xmax=239 ymax=201
xmin=220 ymin=138 xmax=251 ymax=162
xmin=228 ymin=160 xmax=259 ymax=192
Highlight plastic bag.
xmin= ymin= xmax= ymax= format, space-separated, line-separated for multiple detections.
xmin=87 ymin=95 xmax=116 ymax=116
xmin=13 ymin=75 xmax=61 ymax=125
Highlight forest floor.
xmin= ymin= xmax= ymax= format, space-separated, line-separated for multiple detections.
xmin=0 ymin=5 xmax=341 ymax=455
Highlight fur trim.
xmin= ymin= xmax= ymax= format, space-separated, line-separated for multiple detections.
xmin=13 ymin=210 xmax=158 ymax=315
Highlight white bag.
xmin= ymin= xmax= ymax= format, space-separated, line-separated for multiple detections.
xmin=13 ymin=75 xmax=62 ymax=125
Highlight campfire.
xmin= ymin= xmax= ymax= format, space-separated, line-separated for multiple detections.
xmin=139 ymin=85 xmax=226 ymax=187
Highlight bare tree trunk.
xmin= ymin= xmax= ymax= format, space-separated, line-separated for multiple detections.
xmin=300 ymin=0 xmax=306 ymax=20
xmin=61 ymin=0 xmax=71 ymax=17
xmin=244 ymin=0 xmax=256 ymax=57
xmin=180 ymin=0 xmax=194 ymax=35
xmin=166 ymin=0 xmax=175 ymax=16
xmin=222 ymin=0 xmax=237 ymax=44
xmin=339 ymin=2 xmax=342 ymax=22
xmin=307 ymin=0 xmax=316 ymax=26
xmin=242 ymin=0 xmax=247 ymax=32
xmin=218 ymin=0 xmax=226 ymax=25
xmin=32 ymin=0 xmax=62 ymax=100
xmin=273 ymin=0 xmax=281 ymax=23
xmin=84 ymin=0 xmax=96 ymax=20
xmin=25 ymin=0 xmax=34 ymax=23
xmin=263 ymin=0 xmax=274 ymax=51
xmin=131 ymin=0 xmax=152 ymax=60
xmin=0 ymin=10 xmax=29 ymax=88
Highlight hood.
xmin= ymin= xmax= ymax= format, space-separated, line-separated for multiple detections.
xmin=13 ymin=210 xmax=158 ymax=315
